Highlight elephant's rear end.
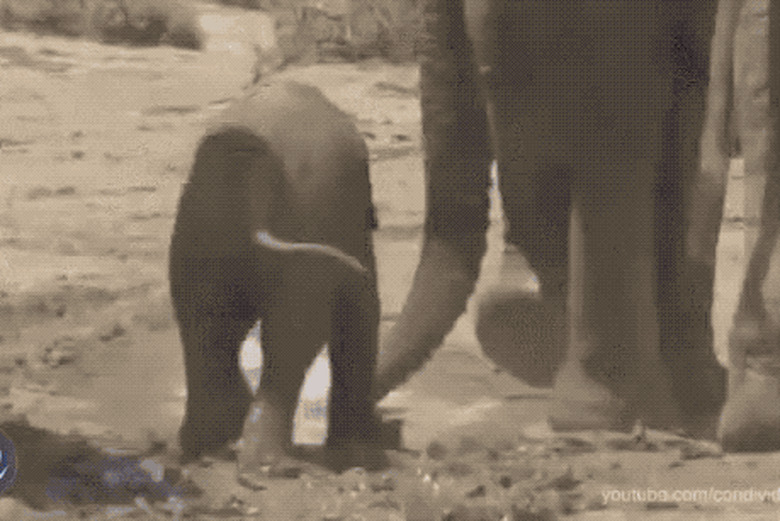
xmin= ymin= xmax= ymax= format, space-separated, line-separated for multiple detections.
xmin=214 ymin=82 xmax=374 ymax=268
xmin=169 ymin=81 xmax=379 ymax=464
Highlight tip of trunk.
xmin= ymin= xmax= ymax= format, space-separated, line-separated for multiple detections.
xmin=373 ymin=236 xmax=483 ymax=401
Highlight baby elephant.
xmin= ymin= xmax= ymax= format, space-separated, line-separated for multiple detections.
xmin=169 ymin=81 xmax=383 ymax=479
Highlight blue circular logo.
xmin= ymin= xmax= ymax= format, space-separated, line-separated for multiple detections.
xmin=0 ymin=430 xmax=17 ymax=494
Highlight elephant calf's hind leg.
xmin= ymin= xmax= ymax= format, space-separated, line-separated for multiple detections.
xmin=327 ymin=276 xmax=385 ymax=471
xmin=178 ymin=314 xmax=255 ymax=463
xmin=238 ymin=309 xmax=322 ymax=482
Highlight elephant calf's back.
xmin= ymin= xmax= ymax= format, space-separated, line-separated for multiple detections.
xmin=174 ymin=81 xmax=374 ymax=263
xmin=222 ymin=82 xmax=373 ymax=259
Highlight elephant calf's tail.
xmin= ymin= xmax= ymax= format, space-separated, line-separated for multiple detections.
xmin=253 ymin=231 xmax=368 ymax=278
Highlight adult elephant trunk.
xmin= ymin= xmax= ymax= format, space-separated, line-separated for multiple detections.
xmin=372 ymin=0 xmax=492 ymax=401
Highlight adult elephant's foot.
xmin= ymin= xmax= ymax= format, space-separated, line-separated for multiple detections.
xmin=647 ymin=259 xmax=725 ymax=439
xmin=476 ymin=247 xmax=566 ymax=388
xmin=663 ymin=349 xmax=726 ymax=440
xmin=549 ymin=348 xmax=684 ymax=434
xmin=547 ymin=358 xmax=633 ymax=432
xmin=718 ymin=368 xmax=780 ymax=452
xmin=718 ymin=316 xmax=780 ymax=451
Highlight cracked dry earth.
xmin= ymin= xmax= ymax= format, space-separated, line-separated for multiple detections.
xmin=0 ymin=3 xmax=778 ymax=520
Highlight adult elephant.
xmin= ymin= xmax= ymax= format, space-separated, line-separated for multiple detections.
xmin=372 ymin=0 xmax=734 ymax=436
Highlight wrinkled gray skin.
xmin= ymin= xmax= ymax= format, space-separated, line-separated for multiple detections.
xmin=169 ymin=81 xmax=384 ymax=476
xmin=374 ymin=0 xmax=731 ymax=436
xmin=708 ymin=0 xmax=780 ymax=451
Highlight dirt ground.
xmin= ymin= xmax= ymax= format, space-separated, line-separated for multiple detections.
xmin=1 ymin=2 xmax=779 ymax=520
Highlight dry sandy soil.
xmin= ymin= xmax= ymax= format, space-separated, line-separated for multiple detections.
xmin=0 ymin=2 xmax=779 ymax=520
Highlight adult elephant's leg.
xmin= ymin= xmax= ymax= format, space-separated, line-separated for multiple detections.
xmin=372 ymin=0 xmax=492 ymax=401
xmin=515 ymin=2 xmax=690 ymax=432
xmin=658 ymin=1 xmax=727 ymax=436
xmin=724 ymin=0 xmax=773 ymax=387
xmin=551 ymin=159 xmax=683 ymax=431
xmin=719 ymin=0 xmax=780 ymax=451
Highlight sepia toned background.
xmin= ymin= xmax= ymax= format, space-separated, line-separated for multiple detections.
xmin=0 ymin=1 xmax=777 ymax=519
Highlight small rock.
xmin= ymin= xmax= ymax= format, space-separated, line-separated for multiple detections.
xmin=465 ymin=484 xmax=486 ymax=498
xmin=139 ymin=459 xmax=164 ymax=482
xmin=268 ymin=465 xmax=302 ymax=479
xmin=426 ymin=441 xmax=448 ymax=461
xmin=99 ymin=323 xmax=126 ymax=342
xmin=26 ymin=186 xmax=52 ymax=200
xmin=536 ymin=468 xmax=580 ymax=492
xmin=55 ymin=186 xmax=76 ymax=196
xmin=190 ymin=494 xmax=261 ymax=517
xmin=41 ymin=337 xmax=78 ymax=368
xmin=498 ymin=475 xmax=512 ymax=489
xmin=156 ymin=496 xmax=187 ymax=517
xmin=503 ymin=465 xmax=536 ymax=484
